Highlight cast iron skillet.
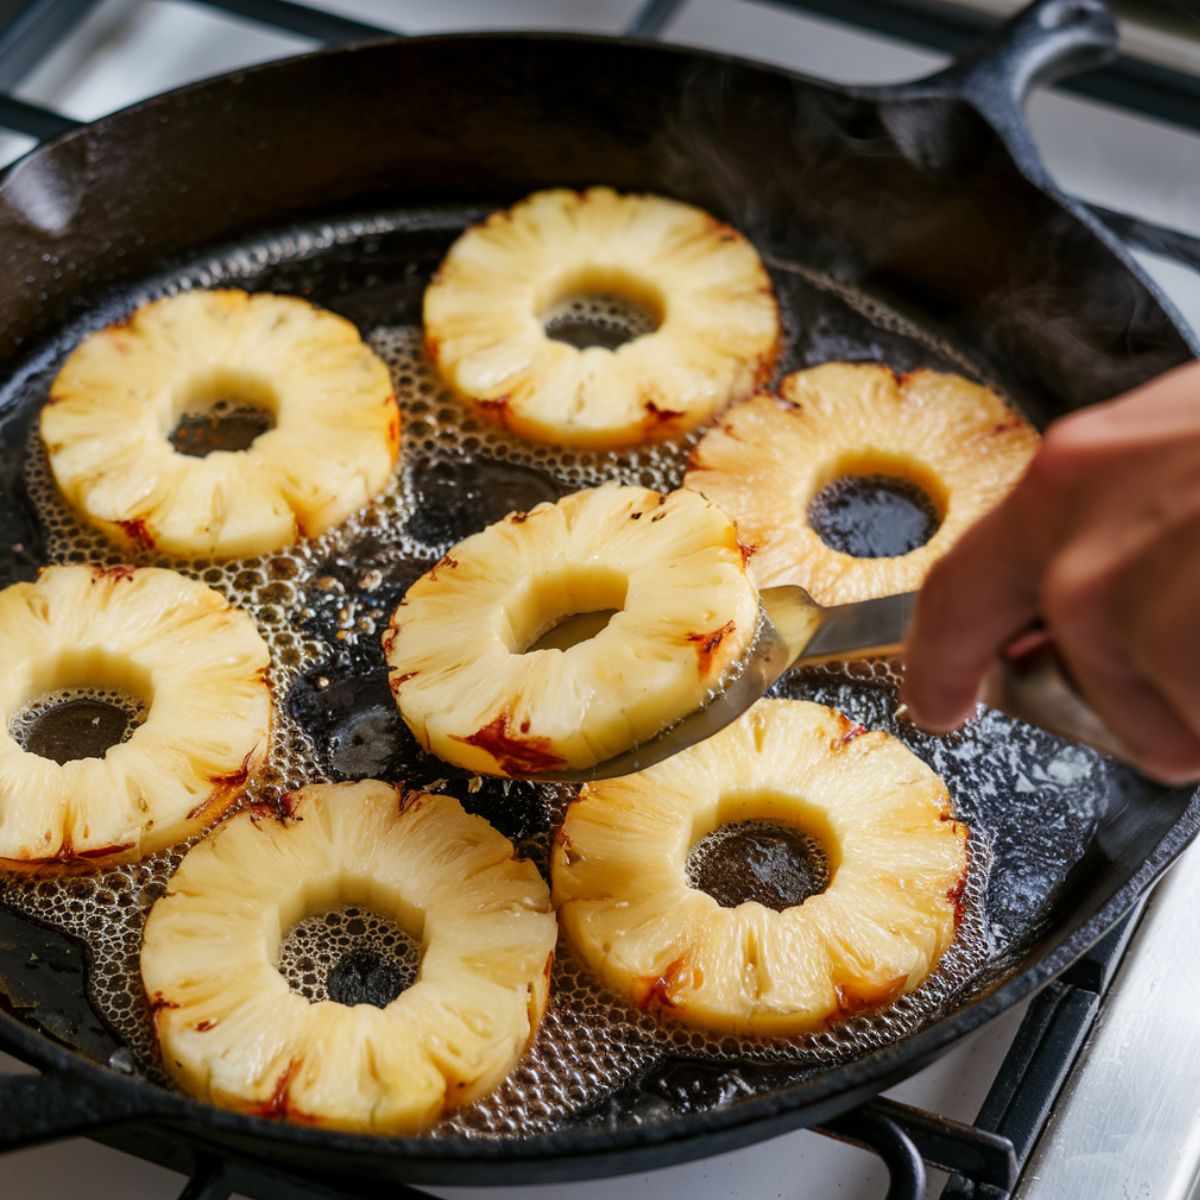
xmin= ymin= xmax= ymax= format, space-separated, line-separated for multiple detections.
xmin=0 ymin=0 xmax=1198 ymax=1189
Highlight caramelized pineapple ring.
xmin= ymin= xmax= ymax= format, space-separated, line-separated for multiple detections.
xmin=423 ymin=187 xmax=780 ymax=448
xmin=552 ymin=699 xmax=968 ymax=1036
xmin=42 ymin=289 xmax=400 ymax=559
xmin=685 ymin=364 xmax=1039 ymax=604
xmin=0 ymin=565 xmax=270 ymax=869
xmin=384 ymin=485 xmax=759 ymax=777
xmin=141 ymin=782 xmax=556 ymax=1133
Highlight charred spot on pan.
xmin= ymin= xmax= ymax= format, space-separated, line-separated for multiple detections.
xmin=686 ymin=620 xmax=736 ymax=675
xmin=288 ymin=666 xmax=414 ymax=785
xmin=460 ymin=776 xmax=557 ymax=843
xmin=407 ymin=458 xmax=567 ymax=549
xmin=451 ymin=713 xmax=567 ymax=777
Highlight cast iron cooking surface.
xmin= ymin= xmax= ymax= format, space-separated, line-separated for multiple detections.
xmin=0 ymin=204 xmax=1194 ymax=1175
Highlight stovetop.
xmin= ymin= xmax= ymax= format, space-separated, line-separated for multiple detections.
xmin=0 ymin=2 xmax=1198 ymax=1198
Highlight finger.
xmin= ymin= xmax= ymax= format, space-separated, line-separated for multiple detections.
xmin=1122 ymin=522 xmax=1200 ymax=744
xmin=1053 ymin=620 xmax=1200 ymax=785
xmin=903 ymin=498 xmax=1042 ymax=732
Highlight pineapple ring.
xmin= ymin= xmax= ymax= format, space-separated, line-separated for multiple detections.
xmin=0 ymin=565 xmax=270 ymax=869
xmin=552 ymin=699 xmax=969 ymax=1035
xmin=384 ymin=484 xmax=760 ymax=777
xmin=141 ymin=781 xmax=557 ymax=1133
xmin=685 ymin=363 xmax=1039 ymax=604
xmin=423 ymin=187 xmax=780 ymax=448
xmin=41 ymin=289 xmax=401 ymax=559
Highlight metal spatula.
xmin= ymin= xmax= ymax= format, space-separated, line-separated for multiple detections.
xmin=526 ymin=585 xmax=1126 ymax=783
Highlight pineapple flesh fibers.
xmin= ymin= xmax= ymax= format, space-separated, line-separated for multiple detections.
xmin=423 ymin=187 xmax=780 ymax=448
xmin=42 ymin=289 xmax=401 ymax=559
xmin=0 ymin=565 xmax=270 ymax=868
xmin=141 ymin=781 xmax=557 ymax=1133
xmin=552 ymin=699 xmax=969 ymax=1036
xmin=685 ymin=363 xmax=1039 ymax=604
xmin=384 ymin=485 xmax=760 ymax=777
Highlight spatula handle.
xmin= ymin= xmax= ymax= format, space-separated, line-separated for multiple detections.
xmin=979 ymin=635 xmax=1133 ymax=766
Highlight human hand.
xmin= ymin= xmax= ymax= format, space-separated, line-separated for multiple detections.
xmin=902 ymin=360 xmax=1200 ymax=784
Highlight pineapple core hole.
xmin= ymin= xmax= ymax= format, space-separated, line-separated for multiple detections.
xmin=510 ymin=567 xmax=628 ymax=654
xmin=14 ymin=651 xmax=152 ymax=763
xmin=278 ymin=906 xmax=421 ymax=1008
xmin=170 ymin=368 xmax=277 ymax=457
xmin=14 ymin=688 xmax=147 ymax=764
xmin=541 ymin=270 xmax=663 ymax=350
xmin=687 ymin=820 xmax=830 ymax=911
xmin=688 ymin=790 xmax=837 ymax=910
xmin=809 ymin=464 xmax=943 ymax=560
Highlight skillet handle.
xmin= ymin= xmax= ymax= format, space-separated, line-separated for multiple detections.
xmin=910 ymin=0 xmax=1118 ymax=182
xmin=0 ymin=1064 xmax=165 ymax=1151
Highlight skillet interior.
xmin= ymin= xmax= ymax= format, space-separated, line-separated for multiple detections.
xmin=0 ymin=34 xmax=1197 ymax=1186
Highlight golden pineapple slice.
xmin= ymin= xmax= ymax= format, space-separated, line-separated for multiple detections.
xmin=141 ymin=781 xmax=556 ymax=1133
xmin=0 ymin=565 xmax=270 ymax=869
xmin=384 ymin=484 xmax=759 ymax=777
xmin=685 ymin=363 xmax=1038 ymax=604
xmin=41 ymin=289 xmax=400 ymax=559
xmin=552 ymin=698 xmax=968 ymax=1035
xmin=423 ymin=187 xmax=780 ymax=448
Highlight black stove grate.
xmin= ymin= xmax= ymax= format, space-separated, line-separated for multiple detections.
xmin=0 ymin=1 xmax=1194 ymax=1197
